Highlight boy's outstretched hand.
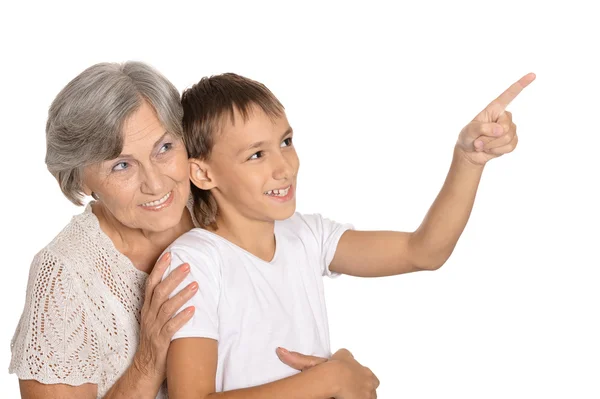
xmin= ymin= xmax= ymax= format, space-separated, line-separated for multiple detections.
xmin=456 ymin=73 xmax=536 ymax=166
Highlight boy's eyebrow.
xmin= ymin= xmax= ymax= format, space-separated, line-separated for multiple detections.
xmin=237 ymin=127 xmax=293 ymax=156
xmin=118 ymin=131 xmax=169 ymax=158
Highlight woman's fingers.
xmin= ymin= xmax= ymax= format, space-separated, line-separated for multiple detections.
xmin=156 ymin=280 xmax=199 ymax=327
xmin=161 ymin=306 xmax=195 ymax=339
xmin=143 ymin=252 xmax=172 ymax=311
xmin=149 ymin=262 xmax=191 ymax=315
xmin=135 ymin=254 xmax=196 ymax=382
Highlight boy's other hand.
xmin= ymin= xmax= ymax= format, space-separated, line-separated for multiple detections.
xmin=277 ymin=347 xmax=379 ymax=398
xmin=456 ymin=72 xmax=536 ymax=166
xmin=276 ymin=347 xmax=328 ymax=371
xmin=330 ymin=348 xmax=380 ymax=399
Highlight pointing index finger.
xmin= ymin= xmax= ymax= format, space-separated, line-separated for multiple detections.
xmin=483 ymin=72 xmax=536 ymax=117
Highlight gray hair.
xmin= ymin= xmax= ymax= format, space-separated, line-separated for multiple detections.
xmin=45 ymin=61 xmax=183 ymax=205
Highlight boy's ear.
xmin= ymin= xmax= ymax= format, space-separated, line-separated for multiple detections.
xmin=189 ymin=159 xmax=216 ymax=190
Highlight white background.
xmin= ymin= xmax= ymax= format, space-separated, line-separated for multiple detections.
xmin=1 ymin=0 xmax=599 ymax=397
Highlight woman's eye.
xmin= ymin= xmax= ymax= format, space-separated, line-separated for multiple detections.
xmin=249 ymin=151 xmax=264 ymax=160
xmin=159 ymin=143 xmax=173 ymax=153
xmin=281 ymin=137 xmax=293 ymax=147
xmin=112 ymin=162 xmax=129 ymax=172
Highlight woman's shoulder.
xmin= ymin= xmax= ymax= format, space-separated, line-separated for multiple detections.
xmin=32 ymin=203 xmax=115 ymax=273
xmin=10 ymin=204 xmax=135 ymax=390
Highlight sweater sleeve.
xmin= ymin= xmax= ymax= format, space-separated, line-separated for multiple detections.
xmin=9 ymin=248 xmax=102 ymax=386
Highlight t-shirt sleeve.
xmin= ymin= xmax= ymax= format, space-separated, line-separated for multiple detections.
xmin=299 ymin=213 xmax=354 ymax=278
xmin=164 ymin=246 xmax=220 ymax=342
xmin=9 ymin=249 xmax=101 ymax=386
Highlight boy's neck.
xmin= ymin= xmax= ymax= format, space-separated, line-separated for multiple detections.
xmin=211 ymin=213 xmax=277 ymax=262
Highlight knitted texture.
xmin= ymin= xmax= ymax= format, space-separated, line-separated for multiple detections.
xmin=10 ymin=204 xmax=169 ymax=398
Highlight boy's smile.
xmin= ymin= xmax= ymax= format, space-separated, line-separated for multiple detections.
xmin=264 ymin=184 xmax=295 ymax=202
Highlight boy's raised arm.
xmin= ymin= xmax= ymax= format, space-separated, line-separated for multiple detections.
xmin=330 ymin=73 xmax=536 ymax=278
xmin=166 ymin=338 xmax=379 ymax=399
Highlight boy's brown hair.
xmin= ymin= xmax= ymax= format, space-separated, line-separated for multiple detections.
xmin=181 ymin=73 xmax=285 ymax=229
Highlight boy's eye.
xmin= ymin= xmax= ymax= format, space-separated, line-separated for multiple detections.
xmin=112 ymin=161 xmax=129 ymax=172
xmin=281 ymin=137 xmax=293 ymax=147
xmin=249 ymin=151 xmax=264 ymax=160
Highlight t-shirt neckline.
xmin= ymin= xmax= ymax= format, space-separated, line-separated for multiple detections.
xmin=189 ymin=225 xmax=281 ymax=266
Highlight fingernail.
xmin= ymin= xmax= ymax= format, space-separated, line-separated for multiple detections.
xmin=185 ymin=306 xmax=195 ymax=314
xmin=278 ymin=347 xmax=289 ymax=354
xmin=181 ymin=264 xmax=190 ymax=273
xmin=164 ymin=252 xmax=171 ymax=262
xmin=189 ymin=282 xmax=198 ymax=291
xmin=475 ymin=140 xmax=483 ymax=149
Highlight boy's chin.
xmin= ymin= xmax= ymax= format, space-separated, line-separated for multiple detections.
xmin=269 ymin=205 xmax=296 ymax=221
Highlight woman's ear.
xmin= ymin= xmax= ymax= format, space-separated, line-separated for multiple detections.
xmin=81 ymin=185 xmax=92 ymax=196
xmin=80 ymin=166 xmax=97 ymax=197
xmin=80 ymin=180 xmax=100 ymax=200
xmin=80 ymin=180 xmax=92 ymax=196
xmin=189 ymin=159 xmax=216 ymax=190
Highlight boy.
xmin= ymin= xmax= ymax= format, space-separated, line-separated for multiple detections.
xmin=164 ymin=72 xmax=535 ymax=398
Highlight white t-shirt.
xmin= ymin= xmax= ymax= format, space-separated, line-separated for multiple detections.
xmin=165 ymin=213 xmax=352 ymax=392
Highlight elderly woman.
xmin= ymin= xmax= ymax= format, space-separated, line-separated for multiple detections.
xmin=9 ymin=62 xmax=338 ymax=399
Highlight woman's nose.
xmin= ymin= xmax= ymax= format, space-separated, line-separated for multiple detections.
xmin=140 ymin=165 xmax=167 ymax=195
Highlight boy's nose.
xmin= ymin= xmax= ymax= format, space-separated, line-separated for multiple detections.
xmin=272 ymin=156 xmax=294 ymax=181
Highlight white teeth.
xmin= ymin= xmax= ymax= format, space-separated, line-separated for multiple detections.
xmin=142 ymin=191 xmax=171 ymax=207
xmin=264 ymin=186 xmax=290 ymax=197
